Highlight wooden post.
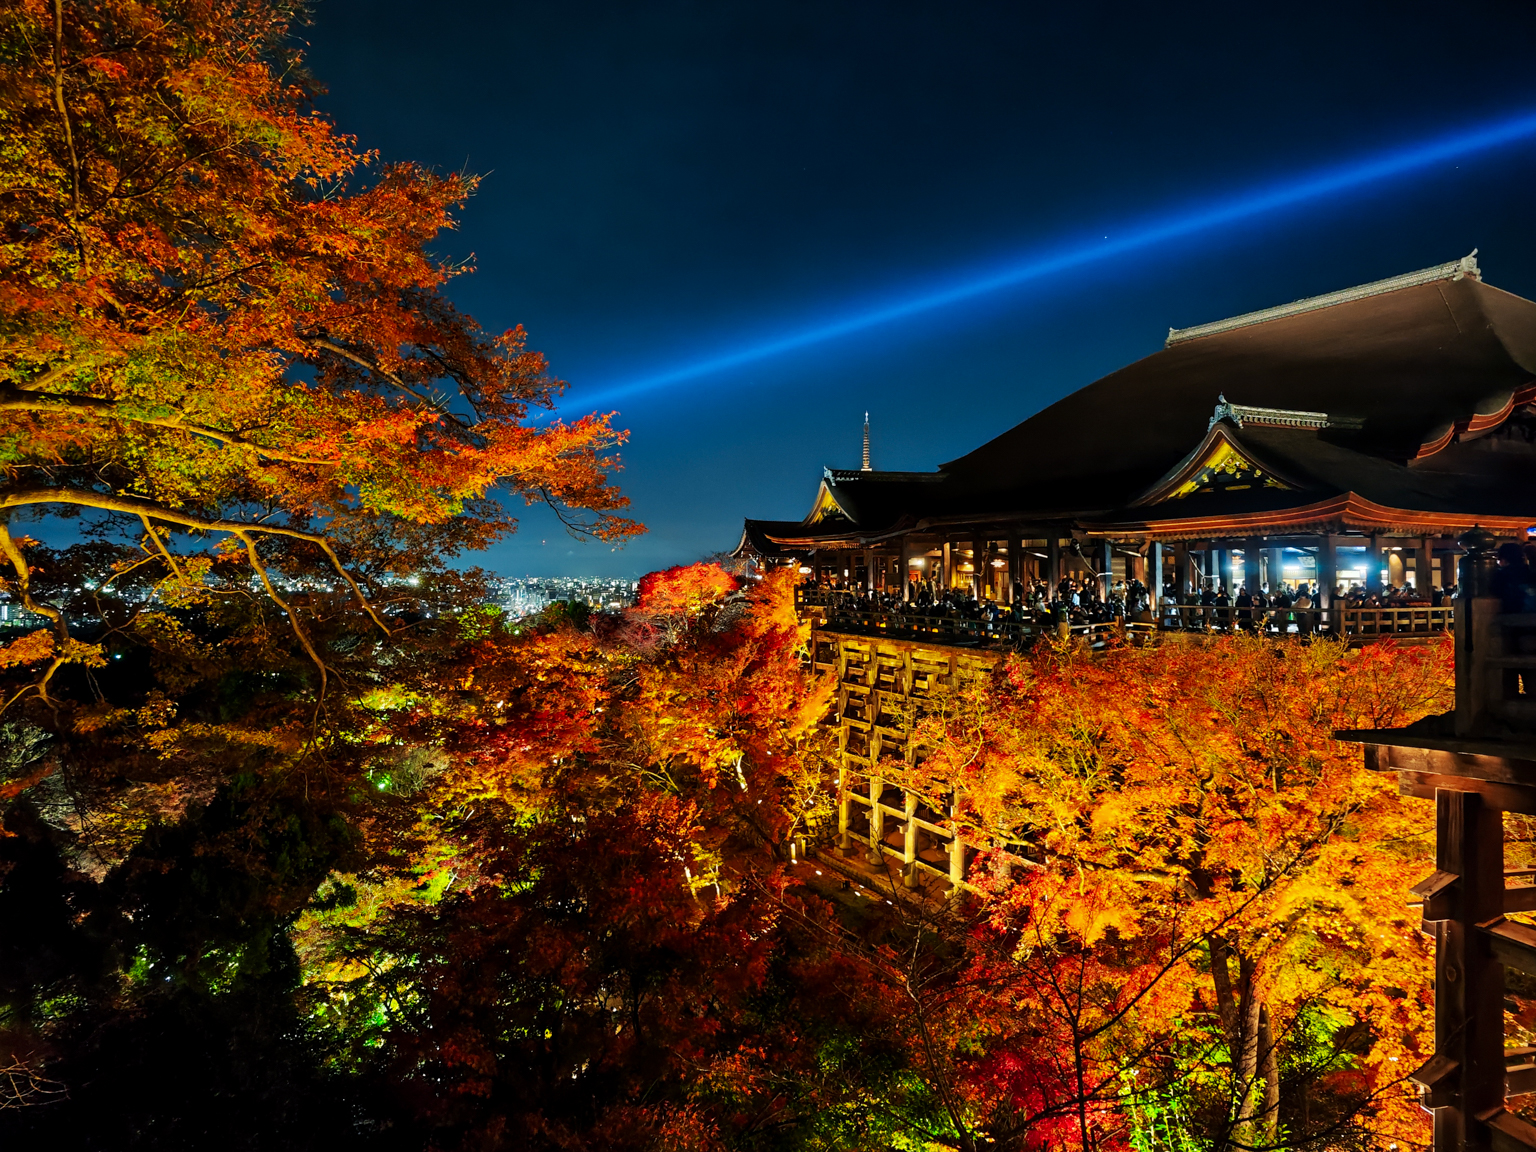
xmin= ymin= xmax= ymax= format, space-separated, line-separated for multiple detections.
xmin=972 ymin=535 xmax=986 ymax=600
xmin=1431 ymin=788 xmax=1505 ymax=1148
xmin=903 ymin=790 xmax=919 ymax=890
xmin=1422 ymin=535 xmax=1437 ymax=592
xmin=900 ymin=538 xmax=914 ymax=603
xmin=1244 ymin=538 xmax=1262 ymax=595
xmin=868 ymin=773 xmax=885 ymax=865
xmin=1006 ymin=535 xmax=1020 ymax=604
xmin=1048 ymin=536 xmax=1061 ymax=592
xmin=1319 ymin=537 xmax=1338 ymax=628
xmin=1368 ymin=533 xmax=1383 ymax=596
xmin=1268 ymin=545 xmax=1285 ymax=592
xmin=837 ymin=763 xmax=851 ymax=853
xmin=1149 ymin=541 xmax=1163 ymax=613
xmin=1100 ymin=540 xmax=1113 ymax=594
xmin=948 ymin=788 xmax=965 ymax=893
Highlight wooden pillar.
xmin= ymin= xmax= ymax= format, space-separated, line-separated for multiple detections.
xmin=1048 ymin=537 xmax=1061 ymax=591
xmin=1211 ymin=546 xmax=1226 ymax=593
xmin=900 ymin=538 xmax=914 ymax=602
xmin=1243 ymin=538 xmax=1262 ymax=595
xmin=941 ymin=540 xmax=952 ymax=593
xmin=1006 ymin=535 xmax=1020 ymax=604
xmin=972 ymin=535 xmax=985 ymax=599
xmin=867 ymin=773 xmax=885 ymax=865
xmin=1367 ymin=533 xmax=1383 ymax=595
xmin=903 ymin=791 xmax=919 ymax=890
xmin=1430 ymin=788 xmax=1505 ymax=1148
xmin=837 ymin=764 xmax=850 ymax=853
xmin=948 ymin=789 xmax=965 ymax=893
xmin=1149 ymin=541 xmax=1163 ymax=612
xmin=1319 ymin=536 xmax=1339 ymax=630
xmin=1268 ymin=546 xmax=1285 ymax=591
xmin=1422 ymin=535 xmax=1437 ymax=592
xmin=1100 ymin=540 xmax=1113 ymax=594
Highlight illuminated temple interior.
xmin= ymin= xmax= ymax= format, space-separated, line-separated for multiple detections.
xmin=739 ymin=253 xmax=1536 ymax=615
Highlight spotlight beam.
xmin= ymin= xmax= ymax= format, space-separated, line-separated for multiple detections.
xmin=576 ymin=107 xmax=1536 ymax=408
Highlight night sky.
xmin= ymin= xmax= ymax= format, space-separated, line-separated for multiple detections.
xmin=304 ymin=2 xmax=1536 ymax=578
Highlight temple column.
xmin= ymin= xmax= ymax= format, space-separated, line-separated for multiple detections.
xmin=1244 ymin=538 xmax=1262 ymax=595
xmin=1048 ymin=536 xmax=1061 ymax=591
xmin=1100 ymin=540 xmax=1113 ymax=594
xmin=1319 ymin=536 xmax=1338 ymax=629
xmin=1148 ymin=541 xmax=1162 ymax=613
xmin=1269 ymin=545 xmax=1285 ymax=591
xmin=900 ymin=538 xmax=914 ymax=602
xmin=1367 ymin=533 xmax=1383 ymax=595
xmin=1421 ymin=536 xmax=1437 ymax=591
xmin=972 ymin=535 xmax=985 ymax=599
xmin=1006 ymin=535 xmax=1020 ymax=603
xmin=941 ymin=540 xmax=952 ymax=593
xmin=865 ymin=550 xmax=876 ymax=594
xmin=1211 ymin=546 xmax=1226 ymax=593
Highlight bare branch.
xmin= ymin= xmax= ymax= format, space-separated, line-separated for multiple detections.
xmin=0 ymin=487 xmax=389 ymax=638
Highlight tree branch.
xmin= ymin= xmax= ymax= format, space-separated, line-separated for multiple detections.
xmin=234 ymin=528 xmax=328 ymax=701
xmin=0 ymin=387 xmax=333 ymax=464
xmin=50 ymin=0 xmax=86 ymax=271
xmin=307 ymin=337 xmax=471 ymax=429
xmin=0 ymin=487 xmax=390 ymax=637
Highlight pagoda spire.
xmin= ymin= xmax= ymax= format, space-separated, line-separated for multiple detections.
xmin=861 ymin=412 xmax=871 ymax=471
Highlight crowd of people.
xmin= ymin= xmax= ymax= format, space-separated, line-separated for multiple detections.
xmin=804 ymin=570 xmax=1469 ymax=639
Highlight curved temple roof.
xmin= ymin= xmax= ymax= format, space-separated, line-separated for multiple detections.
xmin=743 ymin=256 xmax=1536 ymax=553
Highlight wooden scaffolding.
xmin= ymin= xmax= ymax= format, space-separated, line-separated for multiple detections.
xmin=811 ymin=630 xmax=1002 ymax=892
xmin=1343 ymin=529 xmax=1536 ymax=1150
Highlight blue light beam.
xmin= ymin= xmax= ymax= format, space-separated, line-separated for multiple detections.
xmin=577 ymin=107 xmax=1536 ymax=408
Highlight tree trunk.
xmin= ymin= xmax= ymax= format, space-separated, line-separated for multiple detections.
xmin=1234 ymin=954 xmax=1263 ymax=1144
xmin=1258 ymin=1004 xmax=1280 ymax=1146
xmin=1208 ymin=933 xmax=1239 ymax=1053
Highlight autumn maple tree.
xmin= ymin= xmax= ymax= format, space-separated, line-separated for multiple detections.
xmin=902 ymin=633 xmax=1452 ymax=1150
xmin=0 ymin=0 xmax=638 ymax=701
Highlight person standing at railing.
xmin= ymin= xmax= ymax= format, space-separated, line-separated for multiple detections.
xmin=1294 ymin=586 xmax=1314 ymax=636
xmin=1236 ymin=586 xmax=1254 ymax=630
xmin=1270 ymin=584 xmax=1291 ymax=633
xmin=1215 ymin=585 xmax=1232 ymax=631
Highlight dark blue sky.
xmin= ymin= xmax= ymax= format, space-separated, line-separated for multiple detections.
xmin=304 ymin=1 xmax=1536 ymax=577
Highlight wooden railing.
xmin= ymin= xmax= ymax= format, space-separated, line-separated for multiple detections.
xmin=803 ymin=598 xmax=1156 ymax=647
xmin=797 ymin=588 xmax=1453 ymax=645
xmin=1157 ymin=602 xmax=1454 ymax=636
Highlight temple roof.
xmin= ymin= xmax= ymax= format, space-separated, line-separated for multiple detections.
xmin=941 ymin=266 xmax=1536 ymax=505
xmin=743 ymin=258 xmax=1536 ymax=550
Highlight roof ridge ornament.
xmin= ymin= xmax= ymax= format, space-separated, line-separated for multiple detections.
xmin=1207 ymin=397 xmax=1364 ymax=431
xmin=1168 ymin=251 xmax=1482 ymax=347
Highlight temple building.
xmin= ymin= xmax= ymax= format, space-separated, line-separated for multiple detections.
xmin=738 ymin=253 xmax=1536 ymax=618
